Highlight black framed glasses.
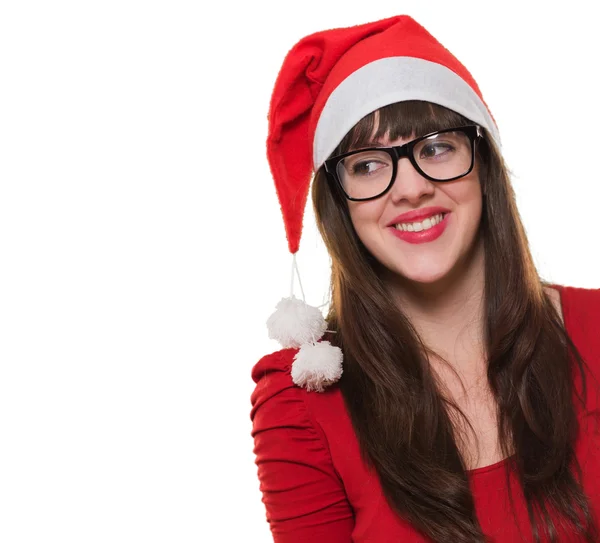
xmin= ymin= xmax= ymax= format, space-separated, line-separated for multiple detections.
xmin=323 ymin=125 xmax=483 ymax=201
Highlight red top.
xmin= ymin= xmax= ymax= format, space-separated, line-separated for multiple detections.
xmin=250 ymin=284 xmax=600 ymax=542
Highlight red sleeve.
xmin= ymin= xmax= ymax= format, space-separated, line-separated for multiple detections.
xmin=250 ymin=349 xmax=355 ymax=543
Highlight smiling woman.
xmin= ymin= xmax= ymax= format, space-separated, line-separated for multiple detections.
xmin=328 ymin=102 xmax=485 ymax=291
xmin=250 ymin=14 xmax=600 ymax=543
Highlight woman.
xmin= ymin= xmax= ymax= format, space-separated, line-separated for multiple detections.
xmin=250 ymin=15 xmax=600 ymax=543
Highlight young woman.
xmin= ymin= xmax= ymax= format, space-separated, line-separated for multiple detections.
xmin=250 ymin=15 xmax=600 ymax=543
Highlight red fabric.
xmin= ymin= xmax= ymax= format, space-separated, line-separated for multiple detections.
xmin=266 ymin=14 xmax=495 ymax=255
xmin=250 ymin=284 xmax=600 ymax=542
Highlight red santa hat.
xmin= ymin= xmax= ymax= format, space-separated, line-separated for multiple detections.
xmin=265 ymin=14 xmax=500 ymax=392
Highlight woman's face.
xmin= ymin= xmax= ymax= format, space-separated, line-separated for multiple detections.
xmin=346 ymin=129 xmax=484 ymax=288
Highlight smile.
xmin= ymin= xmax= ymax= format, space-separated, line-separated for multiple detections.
xmin=389 ymin=212 xmax=451 ymax=244
xmin=393 ymin=212 xmax=447 ymax=231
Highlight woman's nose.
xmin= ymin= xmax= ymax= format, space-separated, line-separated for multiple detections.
xmin=388 ymin=156 xmax=435 ymax=201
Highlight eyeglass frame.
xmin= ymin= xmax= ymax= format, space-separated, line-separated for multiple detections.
xmin=322 ymin=124 xmax=484 ymax=202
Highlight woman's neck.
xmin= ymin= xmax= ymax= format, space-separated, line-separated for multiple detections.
xmin=385 ymin=235 xmax=487 ymax=379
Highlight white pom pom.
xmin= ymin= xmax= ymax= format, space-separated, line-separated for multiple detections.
xmin=266 ymin=296 xmax=327 ymax=348
xmin=291 ymin=341 xmax=343 ymax=392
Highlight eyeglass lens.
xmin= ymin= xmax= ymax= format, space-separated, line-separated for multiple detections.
xmin=336 ymin=130 xmax=473 ymax=200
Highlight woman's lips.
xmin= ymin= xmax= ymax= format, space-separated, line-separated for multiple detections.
xmin=388 ymin=212 xmax=450 ymax=244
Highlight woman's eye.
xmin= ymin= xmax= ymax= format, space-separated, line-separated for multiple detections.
xmin=420 ymin=143 xmax=453 ymax=159
xmin=351 ymin=160 xmax=386 ymax=175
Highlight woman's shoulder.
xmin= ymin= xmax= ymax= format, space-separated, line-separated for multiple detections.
xmin=249 ymin=346 xmax=372 ymax=500
xmin=560 ymin=283 xmax=600 ymax=318
xmin=250 ymin=345 xmax=344 ymax=397
xmin=251 ymin=347 xmax=296 ymax=383
xmin=249 ymin=346 xmax=347 ymax=435
xmin=554 ymin=284 xmax=600 ymax=409
xmin=250 ymin=347 xmax=298 ymax=409
xmin=249 ymin=347 xmax=356 ymax=538
xmin=546 ymin=283 xmax=600 ymax=332
xmin=554 ymin=284 xmax=600 ymax=345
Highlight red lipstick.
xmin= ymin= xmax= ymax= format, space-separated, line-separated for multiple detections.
xmin=388 ymin=211 xmax=451 ymax=244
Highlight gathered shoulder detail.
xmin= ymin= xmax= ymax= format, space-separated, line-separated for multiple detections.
xmin=249 ymin=349 xmax=354 ymax=541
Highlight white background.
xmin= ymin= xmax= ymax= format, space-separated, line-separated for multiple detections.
xmin=0 ymin=1 xmax=598 ymax=542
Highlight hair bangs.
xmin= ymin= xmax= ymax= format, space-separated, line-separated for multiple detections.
xmin=335 ymin=100 xmax=472 ymax=155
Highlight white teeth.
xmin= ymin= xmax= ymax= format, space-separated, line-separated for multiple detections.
xmin=394 ymin=213 xmax=445 ymax=232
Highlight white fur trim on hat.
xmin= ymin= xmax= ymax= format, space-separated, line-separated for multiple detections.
xmin=313 ymin=56 xmax=500 ymax=169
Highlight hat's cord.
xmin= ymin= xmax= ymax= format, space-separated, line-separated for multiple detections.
xmin=291 ymin=253 xmax=336 ymax=333
xmin=291 ymin=253 xmax=307 ymax=301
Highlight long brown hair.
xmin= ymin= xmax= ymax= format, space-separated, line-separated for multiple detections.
xmin=311 ymin=101 xmax=599 ymax=542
